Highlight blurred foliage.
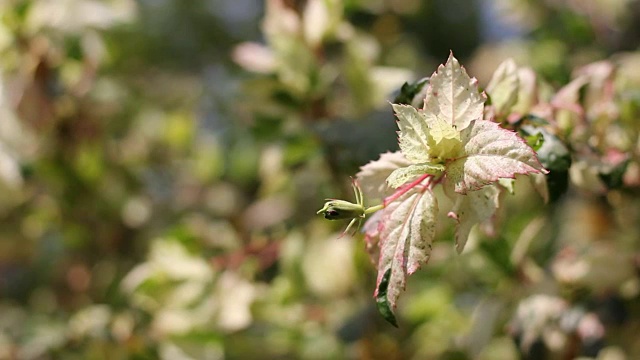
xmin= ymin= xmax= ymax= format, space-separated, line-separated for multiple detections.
xmin=0 ymin=0 xmax=639 ymax=359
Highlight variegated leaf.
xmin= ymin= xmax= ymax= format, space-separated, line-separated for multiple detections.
xmin=375 ymin=183 xmax=438 ymax=318
xmin=424 ymin=52 xmax=486 ymax=131
xmin=446 ymin=120 xmax=547 ymax=194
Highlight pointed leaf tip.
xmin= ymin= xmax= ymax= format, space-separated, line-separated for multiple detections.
xmin=375 ymin=268 xmax=398 ymax=327
xmin=424 ymin=52 xmax=485 ymax=131
xmin=375 ymin=184 xmax=437 ymax=321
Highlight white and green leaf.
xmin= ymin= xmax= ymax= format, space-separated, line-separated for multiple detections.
xmin=386 ymin=163 xmax=445 ymax=188
xmin=486 ymin=58 xmax=519 ymax=116
xmin=363 ymin=53 xmax=550 ymax=325
xmin=375 ymin=183 xmax=438 ymax=320
xmin=444 ymin=183 xmax=501 ymax=253
xmin=356 ymin=151 xmax=412 ymax=201
xmin=424 ymin=52 xmax=486 ymax=131
xmin=446 ymin=120 xmax=548 ymax=194
xmin=392 ymin=104 xmax=435 ymax=163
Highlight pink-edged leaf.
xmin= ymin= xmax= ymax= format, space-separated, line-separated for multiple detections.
xmin=574 ymin=61 xmax=618 ymax=120
xmin=445 ymin=183 xmax=501 ymax=253
xmin=510 ymin=67 xmax=538 ymax=119
xmin=424 ymin=52 xmax=486 ymax=131
xmin=374 ymin=181 xmax=438 ymax=314
xmin=552 ymin=75 xmax=588 ymax=116
xmin=356 ymin=151 xmax=412 ymax=201
xmin=362 ymin=211 xmax=383 ymax=264
xmin=446 ymin=120 xmax=548 ymax=194
xmin=485 ymin=58 xmax=519 ymax=117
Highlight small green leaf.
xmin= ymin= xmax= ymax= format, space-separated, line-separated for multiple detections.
xmin=393 ymin=77 xmax=429 ymax=105
xmin=530 ymin=129 xmax=570 ymax=202
xmin=517 ymin=122 xmax=550 ymax=151
xmin=375 ymin=268 xmax=398 ymax=327
xmin=534 ymin=130 xmax=571 ymax=172
xmin=513 ymin=114 xmax=550 ymax=127
xmin=429 ymin=117 xmax=460 ymax=144
xmin=524 ymin=132 xmax=545 ymax=151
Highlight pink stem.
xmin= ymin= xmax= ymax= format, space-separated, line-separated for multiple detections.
xmin=383 ymin=174 xmax=430 ymax=206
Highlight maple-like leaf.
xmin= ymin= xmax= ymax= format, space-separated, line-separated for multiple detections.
xmin=387 ymin=54 xmax=547 ymax=195
xmin=424 ymin=52 xmax=486 ymax=131
xmin=374 ymin=181 xmax=438 ymax=324
xmin=445 ymin=120 xmax=547 ymax=194
xmin=326 ymin=53 xmax=550 ymax=326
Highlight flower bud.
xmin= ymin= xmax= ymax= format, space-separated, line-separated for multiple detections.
xmin=317 ymin=200 xmax=364 ymax=220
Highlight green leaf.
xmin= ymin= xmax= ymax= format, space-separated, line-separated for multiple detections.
xmin=393 ymin=77 xmax=429 ymax=105
xmin=534 ymin=130 xmax=571 ymax=172
xmin=532 ymin=128 xmax=571 ymax=201
xmin=524 ymin=132 xmax=545 ymax=151
xmin=375 ymin=268 xmax=398 ymax=327
xmin=424 ymin=52 xmax=486 ymax=131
